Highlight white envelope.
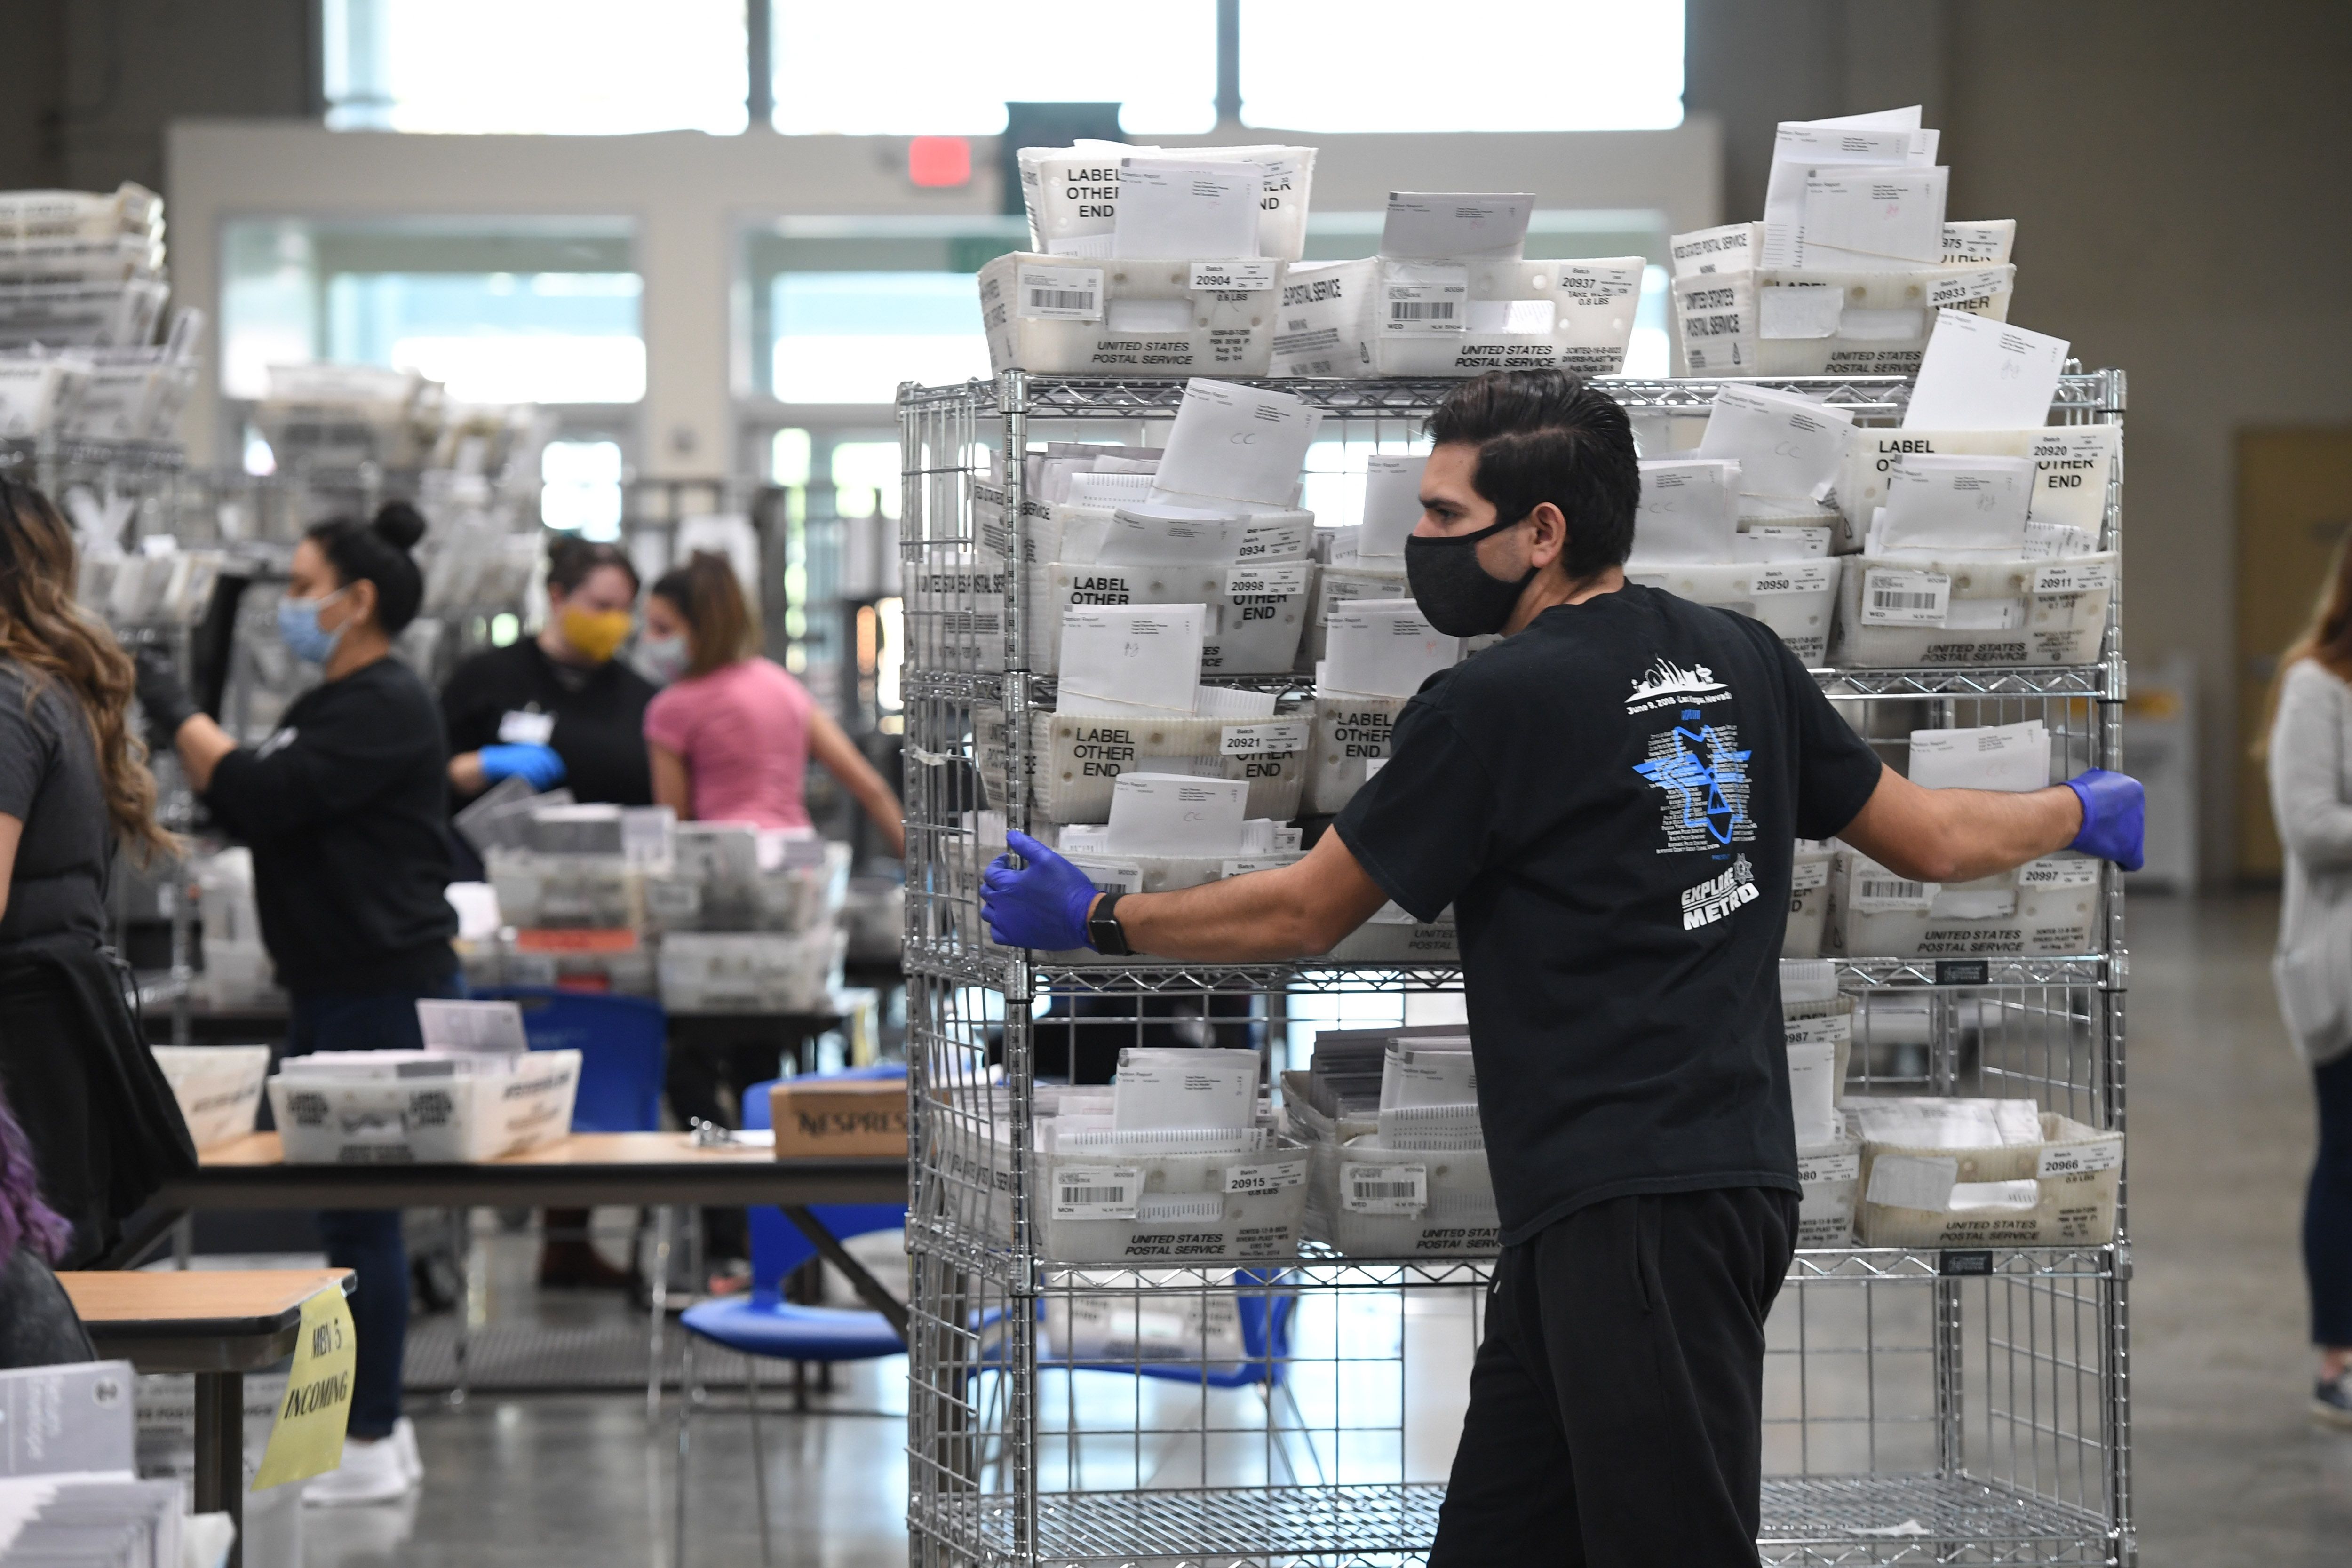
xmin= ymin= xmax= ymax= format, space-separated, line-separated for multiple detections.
xmin=1875 ymin=454 xmax=2034 ymax=554
xmin=1359 ymin=454 xmax=1428 ymax=558
xmin=1113 ymin=158 xmax=1262 ymax=260
xmin=1095 ymin=503 xmax=1250 ymax=565
xmin=1381 ymin=192 xmax=1534 ymax=260
xmin=1151 ymin=379 xmax=1323 ymax=509
xmin=1907 ymin=720 xmax=2050 ymax=793
xmin=1630 ymin=460 xmax=1741 ymax=563
xmin=1112 ymin=1045 xmax=1260 ymax=1131
xmin=1904 ymin=310 xmax=2070 ymax=430
xmin=1059 ymin=605 xmax=1205 ymax=714
xmin=1322 ymin=599 xmax=1459 ymax=698
xmin=1105 ymin=772 xmax=1250 ymax=855
xmin=1695 ymin=384 xmax=1856 ymax=501
xmin=1762 ymin=110 xmax=1939 ymax=268
xmin=1795 ymin=167 xmax=1950 ymax=270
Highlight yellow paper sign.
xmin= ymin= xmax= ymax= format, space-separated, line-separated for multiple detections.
xmin=252 ymin=1286 xmax=357 ymax=1490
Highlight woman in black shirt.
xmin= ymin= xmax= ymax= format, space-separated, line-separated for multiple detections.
xmin=0 ymin=477 xmax=196 ymax=1268
xmin=0 ymin=1076 xmax=92 ymax=1369
xmin=140 ymin=501 xmax=456 ymax=1506
xmin=442 ymin=534 xmax=656 ymax=813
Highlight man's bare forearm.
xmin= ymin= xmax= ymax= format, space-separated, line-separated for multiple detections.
xmin=1839 ymin=764 xmax=2086 ymax=884
xmin=1102 ymin=832 xmax=1391 ymax=961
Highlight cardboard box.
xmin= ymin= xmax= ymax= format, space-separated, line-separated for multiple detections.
xmin=768 ymin=1078 xmax=907 ymax=1159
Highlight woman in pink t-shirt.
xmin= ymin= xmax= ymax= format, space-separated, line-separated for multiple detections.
xmin=639 ymin=553 xmax=904 ymax=855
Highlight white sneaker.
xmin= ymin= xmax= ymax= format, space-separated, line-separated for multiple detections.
xmin=390 ymin=1417 xmax=422 ymax=1485
xmin=303 ymin=1434 xmax=418 ymax=1506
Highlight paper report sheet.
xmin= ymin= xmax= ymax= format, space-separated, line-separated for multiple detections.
xmin=1112 ymin=159 xmax=1262 ymax=260
xmin=1359 ymin=454 xmax=1427 ymax=557
xmin=1907 ymin=720 xmax=2050 ymax=793
xmin=1059 ymin=605 xmax=1205 ymax=714
xmin=1152 ymin=379 xmax=1321 ymax=508
xmin=1903 ymin=311 xmax=2069 ymax=430
xmin=1106 ymin=772 xmax=1248 ymax=855
xmin=1381 ymin=192 xmax=1533 ymax=259
xmin=1695 ymin=384 xmax=1855 ymax=501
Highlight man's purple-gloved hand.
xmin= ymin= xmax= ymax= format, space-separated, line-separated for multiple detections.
xmin=2063 ymin=768 xmax=2145 ymax=873
xmin=981 ymin=829 xmax=1101 ymax=950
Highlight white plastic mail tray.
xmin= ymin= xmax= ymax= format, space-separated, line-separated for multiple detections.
xmin=1303 ymin=691 xmax=1411 ymax=816
xmin=1029 ymin=707 xmax=1312 ymax=825
xmin=1670 ymin=260 xmax=2015 ymax=378
xmin=1303 ymin=563 xmax=1410 ymax=669
xmin=908 ymin=550 xmax=1010 ymax=675
xmin=1623 ymin=559 xmax=1840 ymax=665
xmin=1306 ymin=1135 xmax=1499 ymax=1258
xmin=1857 ymin=1108 xmax=2121 ymax=1248
xmin=1830 ymin=552 xmax=2114 ymax=669
xmin=151 ymin=1045 xmax=270 ymax=1151
xmin=1831 ymin=428 xmax=2119 ymax=554
xmin=982 ymin=1133 xmax=1310 ymax=1265
xmin=1272 ymin=256 xmax=1645 ymax=379
xmin=1796 ymin=1136 xmax=1862 ymax=1247
xmin=979 ymin=253 xmax=1279 ymax=377
xmin=1037 ymin=561 xmax=1310 ymax=677
xmin=659 ymin=928 xmax=842 ymax=1014
xmin=269 ymin=1050 xmax=581 ymax=1164
xmin=1783 ymin=841 xmax=1836 ymax=958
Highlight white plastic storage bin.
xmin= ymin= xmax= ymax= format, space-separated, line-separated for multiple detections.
xmin=1824 ymin=849 xmax=1934 ymax=958
xmin=974 ymin=1131 xmax=1310 ymax=1265
xmin=1830 ymin=553 xmax=2115 ymax=668
xmin=486 ymin=850 xmax=641 ymax=929
xmin=1626 ymin=559 xmax=1840 ymax=664
xmin=151 ymin=1045 xmax=270 ymax=1150
xmin=1033 ymin=561 xmax=1310 ymax=677
xmin=1303 ymin=692 xmax=1410 ymax=816
xmin=1026 ymin=707 xmax=1312 ymax=825
xmin=66 ymin=355 xmax=194 ymax=441
xmin=1857 ymin=1109 xmax=2122 ymax=1248
xmin=1304 ymin=1137 xmax=1500 ymax=1257
xmin=1324 ymin=913 xmax=1460 ymax=963
xmin=978 ymin=254 xmax=1279 ymax=377
xmin=1830 ymin=426 xmax=2119 ymax=556
xmin=268 ymin=1051 xmax=581 ymax=1164
xmin=0 ymin=279 xmax=169 ymax=350
xmin=1915 ymin=856 xmax=2101 ymax=958
xmin=1271 ymin=257 xmax=1645 ymax=378
xmin=0 ymin=356 xmax=86 ymax=438
xmin=1796 ymin=1138 xmax=1861 ymax=1247
xmin=502 ymin=932 xmax=658 ymax=995
xmin=1783 ymin=841 xmax=1835 ymax=958
xmin=1303 ymin=562 xmax=1409 ymax=668
xmin=1669 ymin=240 xmax=2015 ymax=377
xmin=659 ymin=928 xmax=842 ymax=1014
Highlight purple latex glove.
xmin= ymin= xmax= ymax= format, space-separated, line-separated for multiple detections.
xmin=2063 ymin=768 xmax=2144 ymax=872
xmin=981 ymin=830 xmax=1101 ymax=950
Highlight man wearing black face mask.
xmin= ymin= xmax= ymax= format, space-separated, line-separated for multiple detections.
xmin=981 ymin=369 xmax=2145 ymax=1565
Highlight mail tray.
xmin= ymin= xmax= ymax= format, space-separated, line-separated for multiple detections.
xmin=1829 ymin=552 xmax=2115 ymax=669
xmin=979 ymin=253 xmax=1279 ymax=378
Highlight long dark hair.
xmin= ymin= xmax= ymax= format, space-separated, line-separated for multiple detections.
xmin=2259 ymin=532 xmax=2352 ymax=758
xmin=0 ymin=475 xmax=173 ymax=861
xmin=0 ymin=1081 xmax=70 ymax=1263
xmin=306 ymin=501 xmax=429 ymax=633
xmin=650 ymin=551 xmax=758 ymax=678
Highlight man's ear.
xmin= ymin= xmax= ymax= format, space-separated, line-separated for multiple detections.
xmin=1526 ymin=501 xmax=1570 ymax=572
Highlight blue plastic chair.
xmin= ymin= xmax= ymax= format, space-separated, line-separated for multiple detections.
xmin=675 ymin=1066 xmax=909 ymax=1566
xmin=480 ymin=987 xmax=668 ymax=1132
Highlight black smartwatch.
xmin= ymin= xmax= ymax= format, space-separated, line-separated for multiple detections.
xmin=1086 ymin=891 xmax=1134 ymax=956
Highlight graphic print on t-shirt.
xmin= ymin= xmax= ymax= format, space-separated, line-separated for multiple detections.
xmin=1680 ymin=853 xmax=1759 ymax=929
xmin=1626 ymin=654 xmax=1755 ymax=855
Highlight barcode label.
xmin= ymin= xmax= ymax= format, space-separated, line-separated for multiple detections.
xmin=1221 ymin=719 xmax=1310 ymax=756
xmin=1053 ymin=1165 xmax=1141 ymax=1219
xmin=1381 ymin=263 xmax=1469 ymax=335
xmin=1852 ymin=871 xmax=1935 ymax=912
xmin=1860 ymin=569 xmax=1951 ymax=626
xmin=1389 ymin=298 xmax=1457 ymax=321
xmin=1341 ymin=1162 xmax=1428 ymax=1214
xmin=2036 ymin=1139 xmax=2121 ymax=1178
xmin=1062 ymin=856 xmax=1143 ymax=895
xmin=2031 ymin=559 xmax=2117 ymax=596
xmin=1016 ymin=264 xmax=1104 ymax=322
xmin=2020 ymin=856 xmax=2100 ymax=890
xmin=1797 ymin=1152 xmax=1861 ymax=1185
xmin=1222 ymin=1161 xmax=1304 ymax=1196
xmin=1189 ymin=259 xmax=1278 ymax=292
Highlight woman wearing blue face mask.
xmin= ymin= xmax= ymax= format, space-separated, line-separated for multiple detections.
xmin=135 ymin=500 xmax=454 ymax=1506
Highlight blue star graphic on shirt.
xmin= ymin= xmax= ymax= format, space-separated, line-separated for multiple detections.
xmin=1633 ymin=723 xmax=1753 ymax=845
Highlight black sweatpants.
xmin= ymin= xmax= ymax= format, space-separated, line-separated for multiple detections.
xmin=1430 ymin=1186 xmax=1797 ymax=1567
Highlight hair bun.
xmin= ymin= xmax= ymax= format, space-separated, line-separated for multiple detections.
xmin=371 ymin=501 xmax=427 ymax=551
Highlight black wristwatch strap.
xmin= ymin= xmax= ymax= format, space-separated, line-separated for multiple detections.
xmin=1087 ymin=891 xmax=1133 ymax=956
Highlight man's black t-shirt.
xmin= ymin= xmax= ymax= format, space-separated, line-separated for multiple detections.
xmin=205 ymin=658 xmax=458 ymax=994
xmin=440 ymin=640 xmax=656 ymax=808
xmin=1332 ymin=584 xmax=1884 ymax=1245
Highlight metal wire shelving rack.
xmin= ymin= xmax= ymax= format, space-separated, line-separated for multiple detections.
xmin=899 ymin=369 xmax=2131 ymax=1568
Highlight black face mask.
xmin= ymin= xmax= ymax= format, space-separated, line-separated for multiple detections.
xmin=1404 ymin=516 xmax=1535 ymax=637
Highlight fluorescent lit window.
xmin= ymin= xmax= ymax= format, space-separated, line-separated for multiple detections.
xmin=771 ymin=273 xmax=990 ymax=406
xmin=1625 ymin=264 xmax=1671 ymax=378
xmin=541 ymin=440 xmax=626 ymax=538
xmin=326 ymin=272 xmax=645 ymax=405
xmin=1239 ymin=0 xmax=1683 ymax=131
xmin=325 ymin=0 xmax=748 ymax=133
xmin=770 ymin=1 xmax=1215 ymax=135
xmin=829 ymin=442 xmax=903 ymax=522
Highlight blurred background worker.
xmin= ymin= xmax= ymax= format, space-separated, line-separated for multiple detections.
xmin=138 ymin=501 xmax=455 ymax=1506
xmin=440 ymin=533 xmax=653 ymax=1291
xmin=0 ymin=1074 xmax=89 ymax=1370
xmin=639 ymin=551 xmax=906 ymax=1283
xmin=443 ymin=534 xmax=655 ymax=822
xmin=641 ymin=549 xmax=906 ymax=851
xmin=0 ymin=477 xmax=194 ymax=1270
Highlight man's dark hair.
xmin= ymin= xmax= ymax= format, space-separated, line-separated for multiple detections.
xmin=1426 ymin=370 xmax=1641 ymax=579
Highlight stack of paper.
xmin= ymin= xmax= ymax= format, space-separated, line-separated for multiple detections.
xmin=1849 ymin=1096 xmax=2045 ymax=1150
xmin=1628 ymin=459 xmax=1742 ymax=564
xmin=1112 ymin=1047 xmax=1262 ymax=1132
xmin=1762 ymin=107 xmax=1944 ymax=272
xmin=1695 ymin=384 xmax=1855 ymax=519
xmin=1866 ymin=453 xmax=2036 ymax=556
xmin=1320 ymin=599 xmax=1460 ymax=699
xmin=1376 ymin=1034 xmax=1483 ymax=1149
xmin=1907 ymin=720 xmax=2052 ymax=793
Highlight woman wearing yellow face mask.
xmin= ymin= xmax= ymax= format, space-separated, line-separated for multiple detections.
xmin=442 ymin=536 xmax=655 ymax=812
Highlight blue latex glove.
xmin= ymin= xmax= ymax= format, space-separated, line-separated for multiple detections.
xmin=2063 ymin=768 xmax=2144 ymax=872
xmin=478 ymin=743 xmax=567 ymax=791
xmin=980 ymin=830 xmax=1101 ymax=951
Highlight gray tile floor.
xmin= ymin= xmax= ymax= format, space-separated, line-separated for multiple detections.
xmin=291 ymin=891 xmax=2352 ymax=1566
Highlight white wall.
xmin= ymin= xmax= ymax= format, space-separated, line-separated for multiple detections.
xmin=165 ymin=120 xmax=1721 ymax=474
